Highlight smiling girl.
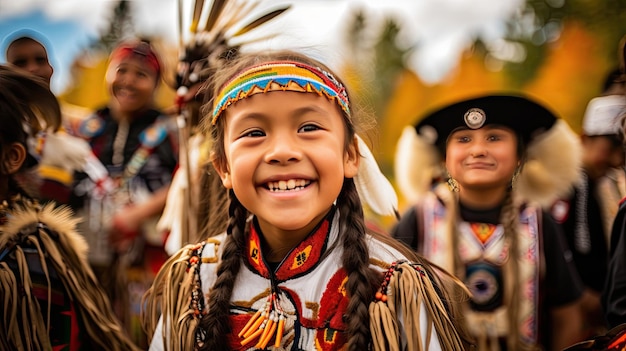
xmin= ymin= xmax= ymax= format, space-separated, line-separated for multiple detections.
xmin=393 ymin=94 xmax=587 ymax=350
xmin=142 ymin=51 xmax=470 ymax=350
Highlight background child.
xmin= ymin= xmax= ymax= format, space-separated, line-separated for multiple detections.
xmin=0 ymin=65 xmax=138 ymax=350
xmin=393 ymin=94 xmax=586 ymax=350
xmin=67 ymin=39 xmax=178 ymax=347
xmin=4 ymin=30 xmax=92 ymax=205
xmin=143 ymin=51 xmax=470 ymax=350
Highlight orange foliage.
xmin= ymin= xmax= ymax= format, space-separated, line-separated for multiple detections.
xmin=378 ymin=52 xmax=507 ymax=173
xmin=524 ymin=21 xmax=611 ymax=132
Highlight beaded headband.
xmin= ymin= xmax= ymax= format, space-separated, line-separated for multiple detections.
xmin=212 ymin=61 xmax=350 ymax=124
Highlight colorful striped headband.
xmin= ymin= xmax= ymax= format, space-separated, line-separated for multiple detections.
xmin=212 ymin=61 xmax=350 ymax=124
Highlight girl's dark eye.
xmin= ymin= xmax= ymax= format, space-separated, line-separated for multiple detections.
xmin=457 ymin=136 xmax=470 ymax=143
xmin=299 ymin=124 xmax=320 ymax=133
xmin=244 ymin=130 xmax=265 ymax=138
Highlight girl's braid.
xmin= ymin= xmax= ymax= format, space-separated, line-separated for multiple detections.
xmin=198 ymin=190 xmax=247 ymax=351
xmin=337 ymin=178 xmax=379 ymax=350
xmin=500 ymin=190 xmax=522 ymax=350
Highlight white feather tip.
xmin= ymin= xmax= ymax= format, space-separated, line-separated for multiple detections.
xmin=354 ymin=135 xmax=399 ymax=217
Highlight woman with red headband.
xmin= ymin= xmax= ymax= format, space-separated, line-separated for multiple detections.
xmin=68 ymin=39 xmax=179 ymax=347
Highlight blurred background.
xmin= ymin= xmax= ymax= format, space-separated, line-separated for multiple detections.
xmin=1 ymin=0 xmax=625 ymax=213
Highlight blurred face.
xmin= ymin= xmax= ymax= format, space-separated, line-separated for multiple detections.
xmin=106 ymin=56 xmax=158 ymax=114
xmin=581 ymin=135 xmax=625 ymax=179
xmin=445 ymin=125 xmax=519 ymax=191
xmin=215 ymin=91 xmax=358 ymax=239
xmin=6 ymin=39 xmax=53 ymax=86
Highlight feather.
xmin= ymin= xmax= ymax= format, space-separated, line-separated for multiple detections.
xmin=515 ymin=119 xmax=582 ymax=207
xmin=177 ymin=0 xmax=184 ymax=48
xmin=354 ymin=135 xmax=399 ymax=217
xmin=232 ymin=6 xmax=291 ymax=37
xmin=190 ymin=0 xmax=206 ymax=33
xmin=394 ymin=126 xmax=442 ymax=204
xmin=218 ymin=0 xmax=260 ymax=30
xmin=40 ymin=131 xmax=90 ymax=172
xmin=203 ymin=0 xmax=228 ymax=33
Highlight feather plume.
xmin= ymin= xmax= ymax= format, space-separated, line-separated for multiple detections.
xmin=354 ymin=135 xmax=399 ymax=217
xmin=515 ymin=119 xmax=582 ymax=207
xmin=40 ymin=131 xmax=90 ymax=173
xmin=394 ymin=126 xmax=442 ymax=204
xmin=176 ymin=0 xmax=290 ymax=91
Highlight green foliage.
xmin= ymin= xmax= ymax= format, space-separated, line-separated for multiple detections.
xmin=90 ymin=0 xmax=135 ymax=54
xmin=344 ymin=9 xmax=412 ymax=120
xmin=499 ymin=0 xmax=626 ymax=86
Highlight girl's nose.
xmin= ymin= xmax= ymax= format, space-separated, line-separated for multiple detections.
xmin=469 ymin=141 xmax=487 ymax=157
xmin=264 ymin=135 xmax=302 ymax=165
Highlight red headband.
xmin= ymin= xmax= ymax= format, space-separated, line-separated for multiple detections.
xmin=110 ymin=41 xmax=161 ymax=75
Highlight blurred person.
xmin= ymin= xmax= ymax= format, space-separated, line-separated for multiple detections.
xmin=602 ymin=36 xmax=626 ymax=330
xmin=392 ymin=94 xmax=585 ymax=350
xmin=550 ymin=68 xmax=626 ymax=337
xmin=67 ymin=39 xmax=178 ymax=347
xmin=4 ymin=32 xmax=54 ymax=86
xmin=4 ymin=30 xmax=92 ymax=205
xmin=0 ymin=64 xmax=139 ymax=351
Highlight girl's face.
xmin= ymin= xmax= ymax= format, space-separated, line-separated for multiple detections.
xmin=445 ymin=125 xmax=519 ymax=191
xmin=106 ymin=56 xmax=158 ymax=114
xmin=215 ymin=91 xmax=359 ymax=238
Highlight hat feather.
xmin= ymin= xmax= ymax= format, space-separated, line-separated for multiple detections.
xmin=515 ymin=119 xmax=582 ymax=207
xmin=394 ymin=126 xmax=443 ymax=204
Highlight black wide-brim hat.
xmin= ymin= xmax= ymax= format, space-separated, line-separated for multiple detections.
xmin=415 ymin=94 xmax=557 ymax=154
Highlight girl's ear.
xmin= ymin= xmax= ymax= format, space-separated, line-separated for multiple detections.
xmin=343 ymin=136 xmax=360 ymax=179
xmin=5 ymin=142 xmax=27 ymax=175
xmin=211 ymin=153 xmax=233 ymax=189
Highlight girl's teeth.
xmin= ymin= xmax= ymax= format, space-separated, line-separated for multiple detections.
xmin=268 ymin=179 xmax=309 ymax=192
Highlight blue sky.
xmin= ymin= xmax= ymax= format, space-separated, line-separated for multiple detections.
xmin=0 ymin=0 xmax=525 ymax=94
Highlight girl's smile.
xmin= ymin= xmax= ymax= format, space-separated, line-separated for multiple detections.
xmin=265 ymin=178 xmax=312 ymax=192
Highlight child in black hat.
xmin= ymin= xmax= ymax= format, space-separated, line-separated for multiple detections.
xmin=393 ymin=94 xmax=586 ymax=351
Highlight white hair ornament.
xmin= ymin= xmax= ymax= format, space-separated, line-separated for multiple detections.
xmin=354 ymin=135 xmax=399 ymax=218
